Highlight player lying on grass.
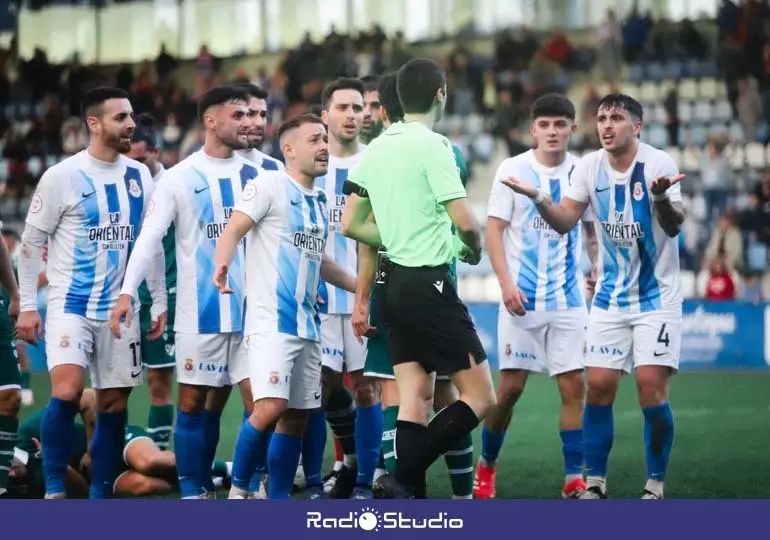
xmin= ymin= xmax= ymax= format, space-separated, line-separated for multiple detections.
xmin=7 ymin=389 xmax=230 ymax=498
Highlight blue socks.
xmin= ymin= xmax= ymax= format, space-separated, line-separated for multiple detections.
xmin=201 ymin=409 xmax=222 ymax=492
xmin=174 ymin=410 xmax=205 ymax=498
xmin=560 ymin=428 xmax=584 ymax=476
xmin=241 ymin=410 xmax=273 ymax=493
xmin=231 ymin=420 xmax=263 ymax=490
xmin=89 ymin=411 xmax=127 ymax=499
xmin=480 ymin=425 xmax=507 ymax=465
xmin=583 ymin=404 xmax=614 ymax=478
xmin=267 ymin=432 xmax=302 ymax=499
xmin=355 ymin=403 xmax=383 ymax=487
xmin=642 ymin=402 xmax=674 ymax=481
xmin=302 ymin=409 xmax=327 ymax=487
xmin=41 ymin=398 xmax=78 ymax=496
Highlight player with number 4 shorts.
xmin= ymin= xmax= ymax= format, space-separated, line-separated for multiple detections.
xmin=501 ymin=93 xmax=683 ymax=500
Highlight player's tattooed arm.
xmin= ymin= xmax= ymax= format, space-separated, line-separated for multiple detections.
xmin=341 ymin=192 xmax=382 ymax=247
xmin=650 ymin=174 xmax=686 ymax=237
xmin=653 ymin=198 xmax=684 ymax=237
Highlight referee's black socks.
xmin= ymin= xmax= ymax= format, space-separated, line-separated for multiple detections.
xmin=394 ymin=400 xmax=479 ymax=493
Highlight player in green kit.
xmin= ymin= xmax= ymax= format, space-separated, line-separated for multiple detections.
xmin=128 ymin=114 xmax=176 ymax=451
xmin=343 ymin=72 xmax=475 ymax=499
xmin=7 ymin=389 xmax=231 ymax=498
xmin=0 ymin=216 xmax=21 ymax=498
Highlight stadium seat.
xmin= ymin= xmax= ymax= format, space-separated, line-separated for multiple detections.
xmin=714 ymin=100 xmax=732 ymax=122
xmin=679 ymin=79 xmax=698 ymax=100
xmin=628 ymin=63 xmax=645 ymax=83
xmin=662 ymin=60 xmax=683 ymax=80
xmin=678 ymin=101 xmax=693 ymax=123
xmin=693 ymin=100 xmax=713 ymax=123
xmin=648 ymin=124 xmax=668 ymax=148
xmin=639 ymin=81 xmax=658 ymax=102
xmin=746 ymin=142 xmax=766 ymax=169
xmin=699 ymin=78 xmax=719 ymax=99
xmin=28 ymin=157 xmax=42 ymax=177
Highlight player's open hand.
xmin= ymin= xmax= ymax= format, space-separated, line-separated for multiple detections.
xmin=351 ymin=300 xmax=375 ymax=344
xmin=109 ymin=294 xmax=133 ymax=338
xmin=501 ymin=282 xmax=528 ymax=316
xmin=147 ymin=311 xmax=167 ymax=341
xmin=15 ymin=310 xmax=42 ymax=345
xmin=501 ymin=176 xmax=538 ymax=199
xmin=213 ymin=264 xmax=233 ymax=294
xmin=650 ymin=174 xmax=685 ymax=196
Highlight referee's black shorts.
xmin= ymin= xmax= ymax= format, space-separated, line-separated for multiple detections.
xmin=378 ymin=262 xmax=487 ymax=377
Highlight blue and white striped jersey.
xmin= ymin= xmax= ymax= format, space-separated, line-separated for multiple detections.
xmin=565 ymin=142 xmax=683 ymax=313
xmin=488 ymin=150 xmax=590 ymax=312
xmin=315 ymin=152 xmax=364 ymax=315
xmin=24 ymin=150 xmax=154 ymax=321
xmin=122 ymin=150 xmax=260 ymax=334
xmin=238 ymin=148 xmax=284 ymax=172
xmin=235 ymin=171 xmax=329 ymax=341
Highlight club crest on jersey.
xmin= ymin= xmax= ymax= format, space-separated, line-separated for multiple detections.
xmin=269 ymin=371 xmax=280 ymax=385
xmin=59 ymin=335 xmax=70 ymax=349
xmin=633 ymin=182 xmax=644 ymax=201
xmin=128 ymin=179 xmax=142 ymax=198
xmin=505 ymin=344 xmax=511 ymax=356
xmin=184 ymin=358 xmax=194 ymax=372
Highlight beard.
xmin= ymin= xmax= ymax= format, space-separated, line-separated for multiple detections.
xmin=106 ymin=132 xmax=132 ymax=153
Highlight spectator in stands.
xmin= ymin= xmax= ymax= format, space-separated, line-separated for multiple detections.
xmin=717 ymin=33 xmax=750 ymax=118
xmin=705 ymin=256 xmax=737 ymax=301
xmin=679 ymin=19 xmax=708 ymax=60
xmin=717 ymin=0 xmax=740 ymax=43
xmin=757 ymin=43 xmax=770 ymax=126
xmin=692 ymin=133 xmax=732 ymax=222
xmin=597 ymin=9 xmax=622 ymax=82
xmin=621 ymin=7 xmax=651 ymax=63
xmin=737 ymin=76 xmax=763 ymax=143
xmin=155 ymin=43 xmax=178 ymax=86
xmin=1 ymin=125 xmax=30 ymax=218
xmin=664 ymin=88 xmax=679 ymax=147
xmin=544 ymin=30 xmax=572 ymax=69
xmin=703 ymin=210 xmax=744 ymax=274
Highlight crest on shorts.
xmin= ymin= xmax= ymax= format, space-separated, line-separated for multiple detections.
xmin=128 ymin=179 xmax=142 ymax=198
xmin=184 ymin=358 xmax=194 ymax=372
xmin=505 ymin=344 xmax=511 ymax=356
xmin=633 ymin=182 xmax=644 ymax=201
xmin=269 ymin=371 xmax=280 ymax=385
xmin=60 ymin=335 xmax=70 ymax=349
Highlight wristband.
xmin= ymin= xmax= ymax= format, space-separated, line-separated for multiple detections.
xmin=532 ymin=189 xmax=547 ymax=205
xmin=652 ymin=191 xmax=669 ymax=202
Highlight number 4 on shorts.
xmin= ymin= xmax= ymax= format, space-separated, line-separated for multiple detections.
xmin=656 ymin=323 xmax=670 ymax=347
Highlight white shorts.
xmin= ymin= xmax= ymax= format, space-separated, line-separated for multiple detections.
xmin=175 ymin=332 xmax=249 ymax=388
xmin=246 ymin=331 xmax=322 ymax=410
xmin=320 ymin=313 xmax=366 ymax=373
xmin=45 ymin=314 xmax=143 ymax=390
xmin=584 ymin=307 xmax=682 ymax=373
xmin=498 ymin=307 xmax=588 ymax=376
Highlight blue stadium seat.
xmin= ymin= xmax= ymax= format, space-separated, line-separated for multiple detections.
xmin=662 ymin=60 xmax=683 ymax=80
xmin=628 ymin=63 xmax=645 ymax=83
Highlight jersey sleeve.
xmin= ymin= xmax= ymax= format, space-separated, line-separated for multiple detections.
xmin=452 ymin=145 xmax=470 ymax=187
xmin=487 ymin=160 xmax=516 ymax=222
xmin=652 ymin=151 xmax=683 ymax=203
xmin=235 ymin=175 xmax=276 ymax=225
xmin=564 ymin=155 xmax=592 ymax=204
xmin=426 ymin=136 xmax=467 ymax=204
xmin=25 ymin=168 xmax=65 ymax=234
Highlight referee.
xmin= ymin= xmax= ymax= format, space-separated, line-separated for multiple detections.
xmin=341 ymin=58 xmax=496 ymax=498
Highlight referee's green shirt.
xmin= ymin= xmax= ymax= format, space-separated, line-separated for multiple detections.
xmin=348 ymin=121 xmax=467 ymax=268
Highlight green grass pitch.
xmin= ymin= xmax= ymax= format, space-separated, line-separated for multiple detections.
xmin=20 ymin=371 xmax=770 ymax=499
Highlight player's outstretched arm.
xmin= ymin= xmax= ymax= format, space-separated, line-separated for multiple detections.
xmin=341 ymin=192 xmax=382 ymax=247
xmin=650 ymin=174 xmax=686 ymax=237
xmin=501 ymin=177 xmax=587 ymax=235
xmin=321 ymin=254 xmax=357 ymax=295
xmin=16 ymin=225 xmax=47 ymax=344
xmin=213 ymin=210 xmax=255 ymax=294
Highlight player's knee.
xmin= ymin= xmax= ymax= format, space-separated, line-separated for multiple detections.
xmin=276 ymin=409 xmax=309 ymax=437
xmin=585 ymin=370 xmax=620 ymax=406
xmin=351 ymin=377 xmax=378 ymax=407
xmin=433 ymin=381 xmax=458 ymax=411
xmin=177 ymin=386 xmax=206 ymax=414
xmin=636 ymin=369 xmax=669 ymax=408
xmin=131 ymin=455 xmax=154 ymax=475
xmin=557 ymin=370 xmax=585 ymax=406
xmin=96 ymin=388 xmax=130 ymax=413
xmin=251 ymin=398 xmax=287 ymax=430
xmin=147 ymin=369 xmax=173 ymax=402
xmin=497 ymin=372 xmax=527 ymax=405
xmin=0 ymin=389 xmax=21 ymax=416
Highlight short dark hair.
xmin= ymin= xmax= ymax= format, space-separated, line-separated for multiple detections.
xmin=81 ymin=86 xmax=130 ymax=121
xmin=307 ymin=104 xmax=323 ymax=117
xmin=596 ymin=93 xmax=644 ymax=121
xmin=530 ymin=93 xmax=576 ymax=121
xmin=276 ymin=113 xmax=325 ymax=141
xmin=377 ymin=72 xmax=403 ymax=123
xmin=197 ymin=85 xmax=250 ymax=121
xmin=131 ymin=113 xmax=158 ymax=150
xmin=320 ymin=77 xmax=365 ymax=110
xmin=361 ymin=75 xmax=380 ymax=93
xmin=238 ymin=83 xmax=268 ymax=101
xmin=396 ymin=58 xmax=446 ymax=115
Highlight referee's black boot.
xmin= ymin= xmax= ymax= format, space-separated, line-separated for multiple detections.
xmin=328 ymin=464 xmax=357 ymax=499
